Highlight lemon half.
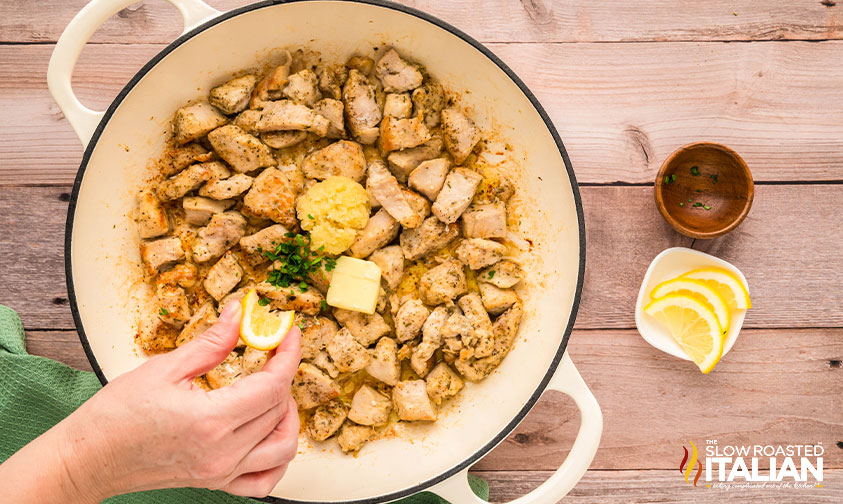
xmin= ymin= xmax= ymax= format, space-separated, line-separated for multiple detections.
xmin=650 ymin=277 xmax=731 ymax=335
xmin=644 ymin=293 xmax=724 ymax=374
xmin=680 ymin=267 xmax=751 ymax=310
xmin=240 ymin=289 xmax=295 ymax=351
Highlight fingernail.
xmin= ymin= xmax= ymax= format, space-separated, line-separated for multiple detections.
xmin=221 ymin=300 xmax=242 ymax=321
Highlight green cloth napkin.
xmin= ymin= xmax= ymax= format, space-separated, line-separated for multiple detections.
xmin=0 ymin=305 xmax=487 ymax=503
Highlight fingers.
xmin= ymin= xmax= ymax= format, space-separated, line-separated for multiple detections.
xmin=232 ymin=398 xmax=290 ymax=450
xmin=166 ymin=302 xmax=242 ymax=381
xmin=235 ymin=397 xmax=300 ymax=475
xmin=222 ymin=463 xmax=289 ymax=498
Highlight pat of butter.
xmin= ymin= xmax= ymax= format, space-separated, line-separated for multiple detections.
xmin=326 ymin=256 xmax=382 ymax=314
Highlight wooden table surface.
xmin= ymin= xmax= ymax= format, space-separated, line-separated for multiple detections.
xmin=1 ymin=1 xmax=841 ymax=502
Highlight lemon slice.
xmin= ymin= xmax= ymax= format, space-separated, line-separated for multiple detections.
xmin=240 ymin=289 xmax=295 ymax=351
xmin=644 ymin=293 xmax=724 ymax=373
xmin=650 ymin=277 xmax=731 ymax=335
xmin=680 ymin=267 xmax=751 ymax=310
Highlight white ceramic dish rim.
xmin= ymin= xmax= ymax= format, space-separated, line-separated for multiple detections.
xmin=55 ymin=1 xmax=589 ymax=502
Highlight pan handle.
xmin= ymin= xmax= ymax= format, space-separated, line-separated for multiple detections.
xmin=428 ymin=352 xmax=602 ymax=503
xmin=47 ymin=0 xmax=221 ymax=147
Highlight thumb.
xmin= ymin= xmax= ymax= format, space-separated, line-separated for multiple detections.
xmin=168 ymin=301 xmax=242 ymax=380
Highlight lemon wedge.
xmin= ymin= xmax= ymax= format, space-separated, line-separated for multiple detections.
xmin=650 ymin=277 xmax=731 ymax=335
xmin=644 ymin=293 xmax=724 ymax=373
xmin=240 ymin=289 xmax=295 ymax=351
xmin=680 ymin=267 xmax=751 ymax=310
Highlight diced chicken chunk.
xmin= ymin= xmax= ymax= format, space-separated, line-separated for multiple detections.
xmin=378 ymin=115 xmax=431 ymax=155
xmin=441 ymin=108 xmax=481 ymax=164
xmin=239 ymin=224 xmax=290 ymax=260
xmin=458 ymin=292 xmax=494 ymax=358
xmin=399 ymin=216 xmax=459 ymax=260
xmin=138 ymin=316 xmax=178 ymax=352
xmin=203 ymin=251 xmax=243 ymax=301
xmin=326 ymin=327 xmax=370 ymax=372
xmin=209 ymin=74 xmax=257 ymax=114
xmin=183 ymin=196 xmax=234 ymax=226
xmin=375 ymin=48 xmax=423 ymax=93
xmin=136 ymin=188 xmax=170 ymax=239
xmin=346 ymin=55 xmax=374 ymax=75
xmin=479 ymin=260 xmax=523 ymax=289
xmin=478 ymin=282 xmax=519 ymax=315
xmin=156 ymin=284 xmax=191 ymax=327
xmin=242 ymin=167 xmax=298 ymax=228
xmin=299 ymin=316 xmax=339 ymax=360
xmin=158 ymin=161 xmax=231 ymax=201
xmin=199 ymin=173 xmax=253 ymax=200
xmin=462 ymin=202 xmax=507 ymax=239
xmin=191 ymin=211 xmax=246 ymax=263
xmin=251 ymin=55 xmax=292 ymax=107
xmin=348 ymin=384 xmax=392 ymax=426
xmin=412 ymin=82 xmax=446 ymax=129
xmin=367 ymin=161 xmax=424 ymax=228
xmin=368 ymin=245 xmax=404 ymax=290
xmin=283 ymin=69 xmax=321 ymax=106
xmin=206 ymin=352 xmax=245 ymax=389
xmin=419 ymin=258 xmax=467 ymax=305
xmin=140 ymin=237 xmax=185 ymax=276
xmin=310 ymin=349 xmax=340 ymax=378
xmin=455 ymin=238 xmax=506 ymax=270
xmin=306 ymin=399 xmax=348 ymax=442
xmin=261 ymin=130 xmax=307 ymax=149
xmin=312 ymin=98 xmax=345 ymax=138
xmin=292 ymin=363 xmax=341 ymax=409
xmin=302 ymin=140 xmax=366 ymax=182
xmin=348 ymin=208 xmax=400 ymax=259
xmin=207 ymin=125 xmax=275 ymax=173
xmin=333 ymin=309 xmax=391 ymax=347
xmin=410 ymin=306 xmax=448 ymax=377
xmin=176 ymin=301 xmax=217 ymax=347
xmin=233 ymin=109 xmax=262 ymax=134
xmin=383 ymin=93 xmax=412 ymax=118
xmin=337 ymin=423 xmax=373 ymax=453
xmin=365 ymin=337 xmax=400 ymax=386
xmin=432 ymin=168 xmax=483 ymax=224
xmin=342 ymin=69 xmax=382 ymax=144
xmin=408 ymin=158 xmax=449 ymax=201
xmin=255 ymin=100 xmax=327 ymax=136
xmin=425 ymin=362 xmax=464 ymax=404
xmin=387 ymin=136 xmax=443 ymax=183
xmin=455 ymin=303 xmax=523 ymax=381
xmin=395 ymin=299 xmax=429 ymax=342
xmin=173 ymin=102 xmax=228 ymax=144
xmin=242 ymin=346 xmax=269 ymax=374
xmin=156 ymin=262 xmax=198 ymax=289
xmin=392 ymin=380 xmax=436 ymax=421
xmin=257 ymin=282 xmax=324 ymax=315
xmin=317 ymin=63 xmax=348 ymax=101
xmin=157 ymin=143 xmax=207 ymax=177
xmin=219 ymin=283 xmax=253 ymax=312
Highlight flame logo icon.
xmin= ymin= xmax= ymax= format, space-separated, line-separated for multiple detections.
xmin=679 ymin=441 xmax=703 ymax=487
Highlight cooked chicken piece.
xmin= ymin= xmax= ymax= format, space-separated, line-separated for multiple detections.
xmin=455 ymin=238 xmax=506 ymax=270
xmin=255 ymin=100 xmax=328 ymax=136
xmin=242 ymin=167 xmax=298 ymax=228
xmin=250 ymin=54 xmax=292 ymax=107
xmin=342 ymin=69 xmax=382 ymax=145
xmin=387 ymin=136 xmax=443 ymax=183
xmin=219 ymin=283 xmax=253 ymax=312
xmin=403 ymin=187 xmax=431 ymax=219
xmin=412 ymin=82 xmax=446 ymax=130
xmin=136 ymin=188 xmax=170 ymax=239
xmin=408 ymin=158 xmax=449 ymax=201
xmin=199 ymin=173 xmax=253 ymax=200
xmin=140 ymin=237 xmax=185 ymax=276
xmin=137 ymin=315 xmax=178 ymax=352
xmin=191 ymin=211 xmax=246 ymax=263
xmin=419 ymin=258 xmax=467 ymax=305
xmin=410 ymin=306 xmax=448 ymax=377
xmin=292 ymin=363 xmax=340 ymax=409
xmin=399 ymin=216 xmax=459 ymax=260
xmin=375 ymin=48 xmax=423 ymax=93
xmin=203 ymin=251 xmax=243 ymax=301
xmin=242 ymin=346 xmax=269 ymax=374
xmin=348 ymin=384 xmax=392 ymax=426
xmin=367 ymin=245 xmax=404 ymax=290
xmin=456 ymin=303 xmax=523 ymax=381
xmin=299 ymin=316 xmax=339 ymax=360
xmin=182 ymin=196 xmax=234 ymax=226
xmin=432 ymin=168 xmax=483 ymax=224
xmin=311 ymin=349 xmax=340 ymax=378
xmin=458 ymin=292 xmax=494 ymax=358
xmin=441 ymin=108 xmax=481 ymax=164
xmin=395 ymin=298 xmax=429 ymax=342
xmin=302 ymin=140 xmax=366 ymax=182
xmin=209 ymin=74 xmax=257 ymax=114
xmin=348 ymin=208 xmax=400 ymax=259
xmin=306 ymin=265 xmax=333 ymax=295
xmin=173 ymin=102 xmax=228 ymax=144
xmin=207 ymin=124 xmax=275 ymax=174
xmin=383 ymin=93 xmax=412 ymax=118
xmin=233 ymin=109 xmax=263 ymax=134
xmin=326 ymin=327 xmax=370 ymax=372
xmin=333 ymin=309 xmax=391 ymax=347
xmin=478 ymin=282 xmax=518 ymax=315
xmin=317 ymin=63 xmax=348 ymax=101
xmin=392 ymin=380 xmax=436 ymax=421
xmin=307 ymin=399 xmax=348 ymax=442
xmin=156 ymin=284 xmax=191 ymax=327
xmin=479 ymin=260 xmax=523 ymax=289
xmin=158 ymin=161 xmax=231 ymax=201
xmin=206 ymin=352 xmax=245 ymax=389
xmin=425 ymin=362 xmax=464 ymax=404
xmin=257 ymin=282 xmax=324 ymax=315
xmin=365 ymin=337 xmax=401 ymax=386
xmin=337 ymin=422 xmax=374 ymax=453
xmin=312 ymin=98 xmax=345 ymax=138
xmin=176 ymin=301 xmax=217 ymax=347
xmin=378 ymin=115 xmax=431 ymax=155
xmin=156 ymin=262 xmax=198 ymax=289
xmin=157 ymin=143 xmax=207 ymax=177
xmin=366 ymin=161 xmax=423 ymax=228
xmin=346 ymin=55 xmax=374 ymax=76
xmin=461 ymin=202 xmax=507 ymax=239
xmin=283 ymin=69 xmax=321 ymax=106
xmin=239 ymin=224 xmax=290 ymax=260
xmin=261 ymin=130 xmax=307 ymax=149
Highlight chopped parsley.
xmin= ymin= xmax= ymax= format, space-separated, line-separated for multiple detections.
xmin=158 ymin=308 xmax=169 ymax=316
xmin=679 ymin=202 xmax=684 ymax=207
xmin=488 ymin=270 xmax=496 ymax=279
xmin=263 ymin=233 xmax=336 ymax=291
xmin=690 ymin=166 xmax=701 ymax=176
xmin=320 ymin=300 xmax=328 ymax=312
xmin=307 ymin=213 xmax=315 ymax=220
xmin=662 ymin=173 xmax=677 ymax=185
xmin=710 ymin=174 xmax=719 ymax=184
xmin=693 ymin=202 xmax=704 ymax=208
xmin=703 ymin=205 xmax=711 ymax=210
xmin=258 ymin=297 xmax=271 ymax=307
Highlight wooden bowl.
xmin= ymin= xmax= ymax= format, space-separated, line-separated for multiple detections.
xmin=654 ymin=142 xmax=754 ymax=239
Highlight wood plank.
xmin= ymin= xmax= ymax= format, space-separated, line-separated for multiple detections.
xmin=471 ymin=470 xmax=843 ymax=503
xmin=24 ymin=330 xmax=93 ymax=372
xmin=2 ymin=0 xmax=842 ymax=44
xmin=3 ymin=41 xmax=843 ymax=186
xmin=3 ymin=185 xmax=842 ymax=330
